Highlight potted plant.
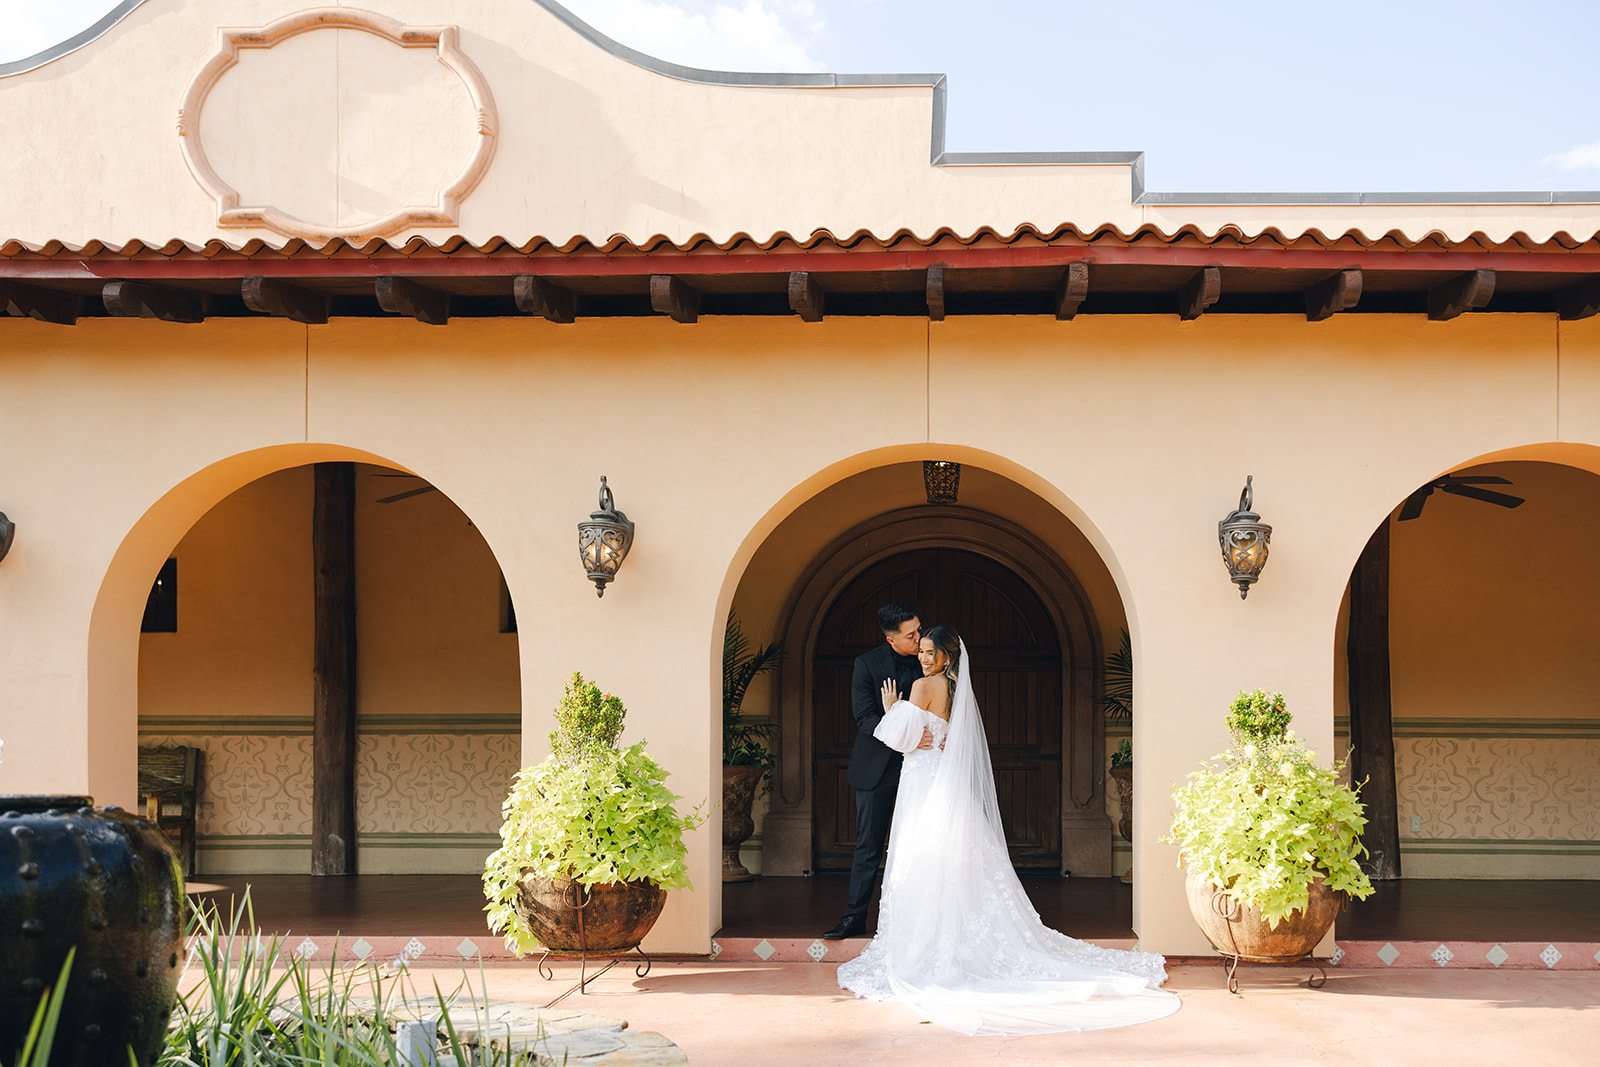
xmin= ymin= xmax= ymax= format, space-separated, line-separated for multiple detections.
xmin=1165 ymin=689 xmax=1375 ymax=961
xmin=483 ymin=672 xmax=705 ymax=956
xmin=721 ymin=612 xmax=785 ymax=881
xmin=1099 ymin=630 xmax=1134 ymax=883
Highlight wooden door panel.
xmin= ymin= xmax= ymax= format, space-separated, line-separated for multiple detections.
xmin=813 ymin=760 xmax=857 ymax=867
xmin=813 ymin=547 xmax=1064 ymax=869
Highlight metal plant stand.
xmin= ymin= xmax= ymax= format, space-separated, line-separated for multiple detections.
xmin=535 ymin=881 xmax=653 ymax=1006
xmin=1208 ymin=889 xmax=1327 ymax=995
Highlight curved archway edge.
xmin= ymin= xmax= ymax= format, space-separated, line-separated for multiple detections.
xmin=755 ymin=503 xmax=1119 ymax=878
xmin=87 ymin=443 xmax=435 ymax=808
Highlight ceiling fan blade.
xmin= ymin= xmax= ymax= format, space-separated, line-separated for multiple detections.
xmin=1397 ymin=487 xmax=1431 ymax=521
xmin=1440 ymin=484 xmax=1525 ymax=509
xmin=377 ymin=486 xmax=438 ymax=504
xmin=1442 ymin=474 xmax=1512 ymax=485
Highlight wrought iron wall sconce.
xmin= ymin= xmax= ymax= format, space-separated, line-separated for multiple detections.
xmin=0 ymin=511 xmax=13 ymax=563
xmin=924 ymin=461 xmax=960 ymax=504
xmin=1218 ymin=476 xmax=1271 ymax=599
xmin=577 ymin=477 xmax=634 ymax=597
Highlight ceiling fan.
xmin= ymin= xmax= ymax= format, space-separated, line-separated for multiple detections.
xmin=373 ymin=472 xmax=437 ymax=504
xmin=1397 ymin=474 xmax=1524 ymax=521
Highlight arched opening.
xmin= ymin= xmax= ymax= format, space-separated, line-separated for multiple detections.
xmin=811 ymin=546 xmax=1067 ymax=870
xmin=715 ymin=458 xmax=1136 ymax=940
xmin=1337 ymin=453 xmax=1600 ymax=940
xmin=94 ymin=449 xmax=520 ymax=880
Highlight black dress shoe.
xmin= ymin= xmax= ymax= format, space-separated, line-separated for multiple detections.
xmin=822 ymin=916 xmax=868 ymax=940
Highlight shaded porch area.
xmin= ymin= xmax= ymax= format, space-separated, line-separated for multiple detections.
xmin=189 ymin=874 xmax=1600 ymax=969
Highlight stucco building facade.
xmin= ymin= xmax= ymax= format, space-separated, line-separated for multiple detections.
xmin=3 ymin=0 xmax=1598 ymax=956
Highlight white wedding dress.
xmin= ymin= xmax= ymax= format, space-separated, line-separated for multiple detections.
xmin=836 ymin=641 xmax=1180 ymax=1035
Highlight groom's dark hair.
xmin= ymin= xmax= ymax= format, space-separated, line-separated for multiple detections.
xmin=877 ymin=602 xmax=918 ymax=634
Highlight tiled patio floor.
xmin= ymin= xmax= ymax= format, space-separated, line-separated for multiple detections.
xmin=188 ymin=873 xmax=1600 ymax=971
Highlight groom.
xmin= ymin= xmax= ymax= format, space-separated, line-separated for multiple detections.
xmin=822 ymin=601 xmax=925 ymax=940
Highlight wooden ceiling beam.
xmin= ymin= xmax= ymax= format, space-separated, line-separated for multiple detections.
xmin=650 ymin=274 xmax=699 ymax=323
xmin=513 ymin=274 xmax=576 ymax=323
xmin=789 ymin=270 xmax=825 ymax=322
xmin=1055 ymin=263 xmax=1089 ymax=320
xmin=242 ymin=276 xmax=329 ymax=324
xmin=1178 ymin=266 xmax=1221 ymax=321
xmin=1427 ymin=269 xmax=1495 ymax=321
xmin=102 ymin=281 xmax=205 ymax=322
xmin=1305 ymin=268 xmax=1362 ymax=321
xmin=1557 ymin=276 xmax=1600 ymax=321
xmin=0 ymin=279 xmax=80 ymax=325
xmin=926 ymin=265 xmax=946 ymax=321
xmin=376 ymin=276 xmax=450 ymax=325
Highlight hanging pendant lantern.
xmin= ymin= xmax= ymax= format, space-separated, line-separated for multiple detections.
xmin=923 ymin=461 xmax=960 ymax=504
xmin=577 ymin=477 xmax=635 ymax=598
xmin=1218 ymin=475 xmax=1271 ymax=599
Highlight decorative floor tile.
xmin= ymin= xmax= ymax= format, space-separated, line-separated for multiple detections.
xmin=1431 ymin=944 xmax=1454 ymax=967
xmin=753 ymin=939 xmax=776 ymax=961
xmin=1593 ymin=948 xmax=1600 ymax=966
xmin=405 ymin=937 xmax=426 ymax=959
xmin=1485 ymin=945 xmax=1509 ymax=968
xmin=351 ymin=937 xmax=373 ymax=961
xmin=806 ymin=939 xmax=828 ymax=962
xmin=296 ymin=937 xmax=319 ymax=959
xmin=456 ymin=938 xmax=478 ymax=959
xmin=709 ymin=939 xmax=722 ymax=958
xmin=1541 ymin=944 xmax=1563 ymax=968
xmin=1377 ymin=943 xmax=1401 ymax=966
xmin=1329 ymin=945 xmax=1345 ymax=966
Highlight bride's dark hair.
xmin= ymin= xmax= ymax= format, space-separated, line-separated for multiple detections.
xmin=923 ymin=624 xmax=961 ymax=698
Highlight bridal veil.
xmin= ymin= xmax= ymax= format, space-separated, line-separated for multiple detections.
xmin=838 ymin=640 xmax=1180 ymax=1035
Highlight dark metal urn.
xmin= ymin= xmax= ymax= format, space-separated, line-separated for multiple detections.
xmin=514 ymin=874 xmax=666 ymax=952
xmin=1 ymin=796 xmax=185 ymax=1067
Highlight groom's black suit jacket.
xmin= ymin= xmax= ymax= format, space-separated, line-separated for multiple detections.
xmin=845 ymin=643 xmax=923 ymax=790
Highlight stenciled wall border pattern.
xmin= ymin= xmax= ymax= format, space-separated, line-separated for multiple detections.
xmin=140 ymin=714 xmax=519 ymax=872
xmin=1334 ymin=717 xmax=1600 ymax=877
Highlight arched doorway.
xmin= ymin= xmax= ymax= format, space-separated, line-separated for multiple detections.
xmin=759 ymin=503 xmax=1116 ymax=879
xmin=812 ymin=547 xmax=1063 ymax=869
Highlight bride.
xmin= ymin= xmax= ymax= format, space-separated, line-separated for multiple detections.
xmin=836 ymin=624 xmax=1180 ymax=1035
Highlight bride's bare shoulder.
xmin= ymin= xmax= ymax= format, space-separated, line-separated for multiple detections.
xmin=909 ymin=676 xmax=950 ymax=720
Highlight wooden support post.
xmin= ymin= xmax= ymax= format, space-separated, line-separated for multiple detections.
xmin=242 ymin=276 xmax=329 ymax=324
xmin=1557 ymin=276 xmax=1600 ymax=321
xmin=513 ymin=274 xmax=576 ymax=323
xmin=649 ymin=274 xmax=699 ymax=323
xmin=376 ymin=276 xmax=450 ymax=325
xmin=312 ymin=462 xmax=357 ymax=876
xmin=1427 ymin=268 xmax=1495 ymax=321
xmin=926 ymin=265 xmax=946 ymax=321
xmin=1178 ymin=266 xmax=1221 ymax=321
xmin=0 ymin=279 xmax=81 ymax=325
xmin=1305 ymin=268 xmax=1362 ymax=321
xmin=788 ymin=270 xmax=825 ymax=322
xmin=102 ymin=281 xmax=205 ymax=322
xmin=1347 ymin=521 xmax=1401 ymax=880
xmin=1055 ymin=262 xmax=1089 ymax=320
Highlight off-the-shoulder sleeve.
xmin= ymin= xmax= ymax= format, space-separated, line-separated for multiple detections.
xmin=873 ymin=700 xmax=926 ymax=753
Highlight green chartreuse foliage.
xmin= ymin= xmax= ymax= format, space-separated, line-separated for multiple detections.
xmin=1165 ymin=691 xmax=1375 ymax=929
xmin=483 ymin=672 xmax=706 ymax=957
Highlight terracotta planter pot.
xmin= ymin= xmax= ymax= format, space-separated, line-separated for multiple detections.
xmin=0 ymin=795 xmax=185 ymax=1067
xmin=514 ymin=874 xmax=666 ymax=953
xmin=721 ymin=764 xmax=765 ymax=882
xmin=1183 ymin=864 xmax=1340 ymax=961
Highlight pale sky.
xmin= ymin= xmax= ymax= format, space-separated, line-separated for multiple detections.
xmin=3 ymin=0 xmax=1598 ymax=194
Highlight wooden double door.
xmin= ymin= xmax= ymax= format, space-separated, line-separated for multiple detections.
xmin=812 ymin=548 xmax=1063 ymax=869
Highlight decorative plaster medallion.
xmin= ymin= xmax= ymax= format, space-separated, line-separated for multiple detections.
xmin=177 ymin=7 xmax=497 ymax=244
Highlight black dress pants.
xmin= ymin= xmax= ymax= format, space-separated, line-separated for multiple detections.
xmin=843 ymin=768 xmax=899 ymax=924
